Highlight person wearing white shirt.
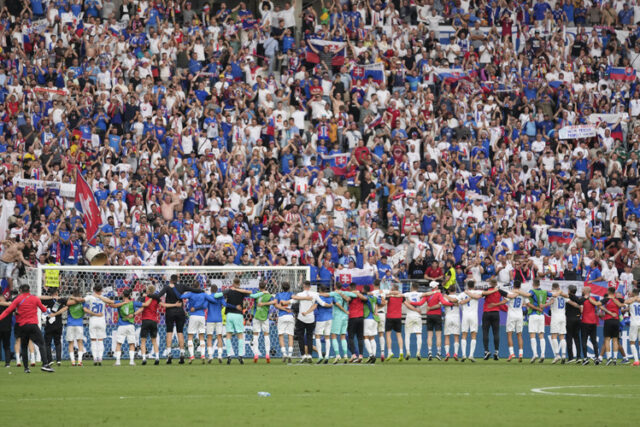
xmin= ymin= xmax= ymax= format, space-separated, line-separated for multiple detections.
xmin=294 ymin=282 xmax=331 ymax=362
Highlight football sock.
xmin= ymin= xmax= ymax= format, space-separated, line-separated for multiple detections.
xmin=264 ymin=336 xmax=270 ymax=356
xmin=509 ymin=346 xmax=514 ymax=355
xmin=454 ymin=341 xmax=459 ymax=355
xmin=550 ymin=338 xmax=558 ymax=357
xmin=188 ymin=341 xmax=195 ymax=358
xmin=364 ymin=339 xmax=372 ymax=356
xmin=631 ymin=344 xmax=638 ymax=362
xmin=470 ymin=339 xmax=476 ymax=358
xmin=379 ymin=336 xmax=385 ymax=356
xmin=461 ymin=339 xmax=467 ymax=358
xmin=115 ymin=351 xmax=121 ymax=362
xmin=224 ymin=338 xmax=234 ymax=357
xmin=78 ymin=351 xmax=84 ymax=363
xmin=540 ymin=339 xmax=546 ymax=358
xmin=370 ymin=339 xmax=376 ymax=357
xmin=340 ymin=339 xmax=347 ymax=357
xmin=530 ymin=338 xmax=537 ymax=357
xmin=444 ymin=344 xmax=450 ymax=354
xmin=315 ymin=338 xmax=323 ymax=358
xmin=560 ymin=339 xmax=567 ymax=358
xmin=332 ymin=338 xmax=340 ymax=355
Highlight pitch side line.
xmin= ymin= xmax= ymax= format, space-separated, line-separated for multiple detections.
xmin=530 ymin=385 xmax=640 ymax=398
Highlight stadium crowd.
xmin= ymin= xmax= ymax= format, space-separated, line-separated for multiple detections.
xmin=1 ymin=0 xmax=640 ymax=294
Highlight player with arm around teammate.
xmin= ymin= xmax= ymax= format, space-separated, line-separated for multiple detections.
xmin=321 ymin=283 xmax=353 ymax=364
xmin=313 ymin=285 xmax=334 ymax=364
xmin=112 ymin=288 xmax=143 ymax=366
xmin=625 ymin=288 xmax=640 ymax=366
xmin=138 ymin=284 xmax=170 ymax=366
xmin=598 ymin=287 xmax=625 ymax=365
xmin=65 ymin=288 xmax=89 ymax=367
xmin=84 ymin=284 xmax=117 ymax=366
xmin=204 ymin=284 xmax=226 ymax=364
xmin=460 ymin=281 xmax=497 ymax=362
xmin=442 ymin=286 xmax=463 ymax=361
xmin=362 ymin=285 xmax=381 ymax=363
xmin=172 ymin=284 xmax=209 ymax=364
xmin=248 ymin=281 xmax=275 ymax=363
xmin=274 ymin=281 xmax=295 ymax=363
xmin=491 ymin=282 xmax=529 ymax=362
xmin=547 ymin=282 xmax=578 ymax=364
xmin=525 ymin=279 xmax=552 ymax=363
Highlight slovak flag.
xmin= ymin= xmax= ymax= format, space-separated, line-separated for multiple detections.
xmin=547 ymin=228 xmax=574 ymax=245
xmin=607 ymin=66 xmax=636 ymax=81
xmin=75 ymin=168 xmax=102 ymax=244
xmin=351 ymin=63 xmax=385 ymax=83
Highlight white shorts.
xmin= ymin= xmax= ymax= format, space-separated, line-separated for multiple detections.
xmin=528 ymin=315 xmax=545 ymax=334
xmin=550 ymin=317 xmax=566 ymax=335
xmin=444 ymin=316 xmax=460 ymax=336
xmin=116 ymin=325 xmax=136 ymax=344
xmin=252 ymin=318 xmax=270 ymax=334
xmin=630 ymin=323 xmax=640 ymax=342
xmin=206 ymin=322 xmax=225 ymax=336
xmin=89 ymin=321 xmax=106 ymax=340
xmin=315 ymin=320 xmax=332 ymax=336
xmin=66 ymin=325 xmax=84 ymax=342
xmin=364 ymin=319 xmax=378 ymax=336
xmin=405 ymin=317 xmax=422 ymax=334
xmin=461 ymin=316 xmax=478 ymax=333
xmin=277 ymin=316 xmax=295 ymax=335
xmin=377 ymin=313 xmax=386 ymax=333
xmin=187 ymin=315 xmax=206 ymax=335
xmin=506 ymin=316 xmax=523 ymax=333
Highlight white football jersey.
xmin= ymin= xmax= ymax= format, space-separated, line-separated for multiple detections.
xmin=85 ymin=294 xmax=107 ymax=324
xmin=630 ymin=301 xmax=640 ymax=324
xmin=371 ymin=289 xmax=388 ymax=313
xmin=461 ymin=290 xmax=481 ymax=318
xmin=507 ymin=294 xmax=525 ymax=318
xmin=550 ymin=295 xmax=566 ymax=319
xmin=444 ymin=294 xmax=462 ymax=319
xmin=404 ymin=291 xmax=424 ymax=319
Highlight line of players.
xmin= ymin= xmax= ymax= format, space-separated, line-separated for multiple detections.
xmin=3 ymin=276 xmax=640 ymax=367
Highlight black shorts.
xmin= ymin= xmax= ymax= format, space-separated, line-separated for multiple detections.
xmin=426 ymin=315 xmax=443 ymax=331
xmin=603 ymin=319 xmax=620 ymax=338
xmin=13 ymin=324 xmax=22 ymax=338
xmin=385 ymin=318 xmax=402 ymax=333
xmin=140 ymin=320 xmax=158 ymax=339
xmin=165 ymin=311 xmax=185 ymax=334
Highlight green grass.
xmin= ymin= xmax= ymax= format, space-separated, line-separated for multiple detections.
xmin=2 ymin=358 xmax=638 ymax=427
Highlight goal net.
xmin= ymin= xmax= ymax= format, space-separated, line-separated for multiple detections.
xmin=29 ymin=265 xmax=309 ymax=361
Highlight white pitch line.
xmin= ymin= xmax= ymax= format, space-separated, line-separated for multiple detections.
xmin=530 ymin=385 xmax=640 ymax=398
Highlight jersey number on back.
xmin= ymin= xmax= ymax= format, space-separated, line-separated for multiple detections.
xmin=92 ymin=303 xmax=103 ymax=314
xmin=635 ymin=305 xmax=640 ymax=316
xmin=513 ymin=297 xmax=521 ymax=308
xmin=557 ymin=298 xmax=565 ymax=309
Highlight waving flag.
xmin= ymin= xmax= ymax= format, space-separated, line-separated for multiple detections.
xmin=547 ymin=228 xmax=574 ymax=245
xmin=75 ymin=168 xmax=102 ymax=244
xmin=351 ymin=63 xmax=385 ymax=83
xmin=334 ymin=267 xmax=375 ymax=288
xmin=322 ymin=152 xmax=350 ymax=176
xmin=306 ymin=39 xmax=346 ymax=66
xmin=607 ymin=66 xmax=636 ymax=81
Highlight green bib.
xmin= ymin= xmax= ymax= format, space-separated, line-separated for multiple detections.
xmin=528 ymin=289 xmax=548 ymax=316
xmin=68 ymin=303 xmax=84 ymax=319
xmin=254 ymin=293 xmax=272 ymax=321
xmin=363 ymin=295 xmax=380 ymax=323
xmin=119 ymin=301 xmax=135 ymax=324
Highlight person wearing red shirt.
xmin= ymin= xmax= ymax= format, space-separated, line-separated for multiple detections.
xmin=384 ymin=284 xmax=406 ymax=360
xmin=347 ymin=284 xmax=367 ymax=363
xmin=424 ymin=282 xmax=454 ymax=360
xmin=425 ymin=261 xmax=444 ymax=281
xmin=571 ymin=286 xmax=601 ymax=365
xmin=482 ymin=280 xmax=506 ymax=360
xmin=140 ymin=284 xmax=162 ymax=366
xmin=0 ymin=284 xmax=54 ymax=373
xmin=598 ymin=287 xmax=625 ymax=365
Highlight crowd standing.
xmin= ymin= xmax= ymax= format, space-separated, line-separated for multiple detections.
xmin=1 ymin=0 xmax=640 ymax=294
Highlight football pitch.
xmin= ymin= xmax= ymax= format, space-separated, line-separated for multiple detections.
xmin=2 ymin=360 xmax=637 ymax=426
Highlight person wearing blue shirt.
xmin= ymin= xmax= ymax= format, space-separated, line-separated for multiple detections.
xmin=203 ymin=285 xmax=227 ymax=362
xmin=533 ymin=0 xmax=551 ymax=20
xmin=619 ymin=4 xmax=634 ymax=26
xmin=173 ymin=287 xmax=208 ymax=363
xmin=275 ymin=282 xmax=295 ymax=362
xmin=377 ymin=256 xmax=392 ymax=278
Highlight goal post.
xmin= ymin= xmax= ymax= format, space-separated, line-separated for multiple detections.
xmin=29 ymin=265 xmax=310 ymax=361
